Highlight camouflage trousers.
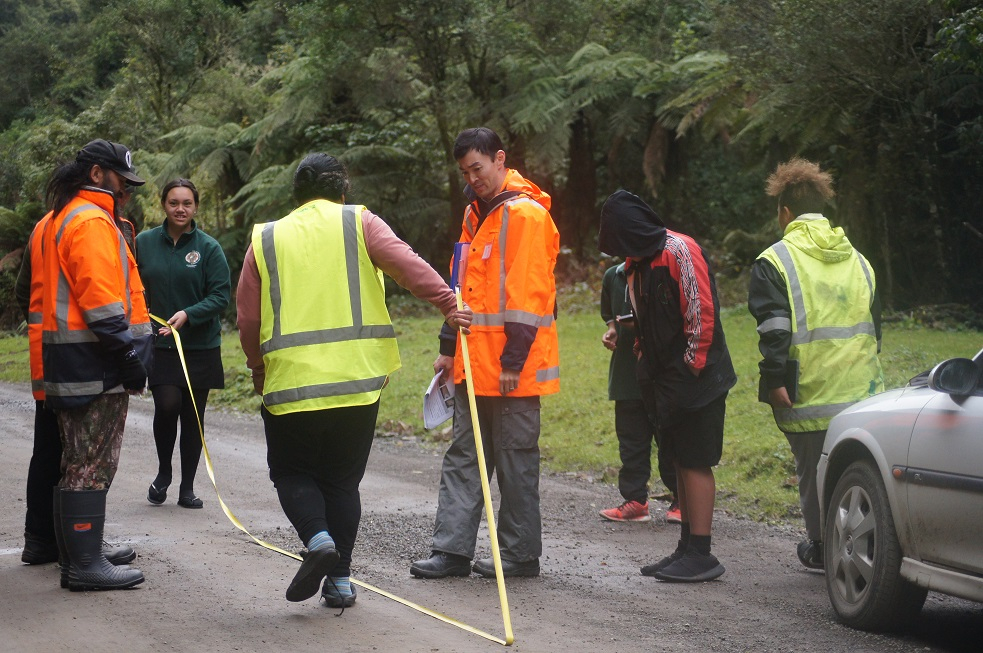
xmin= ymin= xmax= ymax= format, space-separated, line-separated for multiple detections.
xmin=55 ymin=393 xmax=129 ymax=490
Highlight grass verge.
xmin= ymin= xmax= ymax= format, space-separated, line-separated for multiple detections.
xmin=1 ymin=308 xmax=978 ymax=526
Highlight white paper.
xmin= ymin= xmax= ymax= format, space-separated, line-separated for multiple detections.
xmin=423 ymin=372 xmax=455 ymax=429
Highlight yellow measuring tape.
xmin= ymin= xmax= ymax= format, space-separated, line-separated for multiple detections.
xmin=150 ymin=313 xmax=514 ymax=646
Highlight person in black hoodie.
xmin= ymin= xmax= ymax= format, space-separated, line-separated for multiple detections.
xmin=598 ymin=190 xmax=736 ymax=582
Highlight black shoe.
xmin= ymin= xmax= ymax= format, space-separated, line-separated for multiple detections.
xmin=409 ymin=552 xmax=472 ymax=579
xmin=641 ymin=545 xmax=686 ymax=577
xmin=285 ymin=546 xmax=339 ymax=602
xmin=147 ymin=482 xmax=168 ymax=505
xmin=653 ymin=546 xmax=725 ymax=582
xmin=177 ymin=495 xmax=203 ymax=509
xmin=103 ymin=541 xmax=137 ymax=565
xmin=797 ymin=539 xmax=824 ymax=570
xmin=22 ymin=532 xmax=59 ymax=565
xmin=321 ymin=579 xmax=357 ymax=608
xmin=472 ymin=557 xmax=540 ymax=578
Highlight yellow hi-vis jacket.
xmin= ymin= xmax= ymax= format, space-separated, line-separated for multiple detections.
xmin=758 ymin=215 xmax=884 ymax=432
xmin=252 ymin=200 xmax=400 ymax=414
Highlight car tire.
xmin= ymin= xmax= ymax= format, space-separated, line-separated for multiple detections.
xmin=824 ymin=460 xmax=927 ymax=631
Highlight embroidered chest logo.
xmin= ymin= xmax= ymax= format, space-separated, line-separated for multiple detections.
xmin=185 ymin=250 xmax=201 ymax=266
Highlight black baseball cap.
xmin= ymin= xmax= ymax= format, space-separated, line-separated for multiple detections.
xmin=76 ymin=139 xmax=146 ymax=186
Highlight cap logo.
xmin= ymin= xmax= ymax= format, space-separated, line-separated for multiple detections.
xmin=124 ymin=151 xmax=132 ymax=169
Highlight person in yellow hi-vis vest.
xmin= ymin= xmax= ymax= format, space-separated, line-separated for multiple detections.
xmin=748 ymin=158 xmax=884 ymax=570
xmin=237 ymin=153 xmax=472 ymax=607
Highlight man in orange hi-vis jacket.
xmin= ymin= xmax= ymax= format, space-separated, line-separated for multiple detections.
xmin=39 ymin=139 xmax=153 ymax=592
xmin=412 ymin=127 xmax=560 ymax=580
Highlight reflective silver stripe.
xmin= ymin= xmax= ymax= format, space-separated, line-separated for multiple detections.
xmin=771 ymin=242 xmax=807 ymax=335
xmin=774 ymin=401 xmax=856 ymax=422
xmin=757 ymin=316 xmax=791 ymax=334
xmin=471 ymin=310 xmax=554 ymax=327
xmin=343 ymin=205 xmax=362 ymax=327
xmin=31 ymin=379 xmax=44 ymax=392
xmin=536 ymin=366 xmax=560 ymax=382
xmin=771 ymin=242 xmax=876 ymax=346
xmin=28 ymin=312 xmax=41 ymax=325
xmin=504 ymin=309 xmax=554 ymax=327
xmin=260 ymin=205 xmax=394 ymax=356
xmin=264 ymin=375 xmax=387 ymax=408
xmin=499 ymin=205 xmax=509 ymax=313
xmin=83 ymin=301 xmax=125 ymax=323
xmin=130 ymin=322 xmax=153 ymax=336
xmin=42 ymin=329 xmax=100 ymax=344
xmin=55 ymin=205 xmax=97 ymax=244
xmin=794 ymin=323 xmax=876 ymax=345
xmin=857 ymin=255 xmax=874 ymax=303
xmin=44 ymin=380 xmax=108 ymax=397
xmin=464 ymin=207 xmax=477 ymax=238
xmin=262 ymin=325 xmax=396 ymax=352
xmin=119 ymin=234 xmax=132 ymax=317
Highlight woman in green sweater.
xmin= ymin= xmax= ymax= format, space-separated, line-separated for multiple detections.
xmin=136 ymin=179 xmax=231 ymax=509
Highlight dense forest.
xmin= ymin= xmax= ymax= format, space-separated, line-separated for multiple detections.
xmin=0 ymin=0 xmax=980 ymax=327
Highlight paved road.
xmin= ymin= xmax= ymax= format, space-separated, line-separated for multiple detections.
xmin=1 ymin=382 xmax=980 ymax=652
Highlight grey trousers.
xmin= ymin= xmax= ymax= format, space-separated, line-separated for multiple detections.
xmin=431 ymin=388 xmax=542 ymax=562
xmin=784 ymin=429 xmax=825 ymax=541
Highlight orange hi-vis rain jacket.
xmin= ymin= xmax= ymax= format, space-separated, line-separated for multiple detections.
xmin=23 ymin=212 xmax=52 ymax=400
xmin=449 ymin=169 xmax=560 ymax=397
xmin=40 ymin=187 xmax=153 ymax=409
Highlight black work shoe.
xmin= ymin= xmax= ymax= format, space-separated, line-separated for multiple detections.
xmin=103 ymin=541 xmax=137 ymax=565
xmin=653 ymin=546 xmax=725 ymax=582
xmin=796 ymin=539 xmax=824 ymax=570
xmin=285 ymin=546 xmax=340 ymax=602
xmin=22 ymin=532 xmax=59 ymax=565
xmin=472 ymin=557 xmax=540 ymax=578
xmin=409 ymin=552 xmax=472 ymax=579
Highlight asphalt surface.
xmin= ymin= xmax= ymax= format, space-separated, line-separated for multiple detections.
xmin=1 ymin=381 xmax=980 ymax=652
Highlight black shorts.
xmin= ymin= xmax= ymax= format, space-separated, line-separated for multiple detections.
xmin=658 ymin=392 xmax=727 ymax=469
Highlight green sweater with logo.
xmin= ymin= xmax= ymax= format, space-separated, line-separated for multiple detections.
xmin=135 ymin=220 xmax=231 ymax=350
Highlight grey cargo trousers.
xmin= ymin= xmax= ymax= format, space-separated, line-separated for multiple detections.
xmin=431 ymin=388 xmax=542 ymax=563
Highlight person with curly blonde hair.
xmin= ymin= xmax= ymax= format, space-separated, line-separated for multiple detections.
xmin=748 ymin=158 xmax=884 ymax=570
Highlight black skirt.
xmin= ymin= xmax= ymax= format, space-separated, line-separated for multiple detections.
xmin=148 ymin=347 xmax=225 ymax=390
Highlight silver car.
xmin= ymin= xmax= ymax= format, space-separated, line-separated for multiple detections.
xmin=817 ymin=348 xmax=983 ymax=631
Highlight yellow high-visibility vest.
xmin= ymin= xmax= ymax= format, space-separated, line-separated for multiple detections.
xmin=252 ymin=200 xmax=400 ymax=414
xmin=758 ymin=215 xmax=884 ymax=432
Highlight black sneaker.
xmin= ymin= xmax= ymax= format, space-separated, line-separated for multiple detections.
xmin=652 ymin=546 xmax=725 ymax=582
xmin=796 ymin=539 xmax=824 ymax=570
xmin=640 ymin=547 xmax=685 ymax=577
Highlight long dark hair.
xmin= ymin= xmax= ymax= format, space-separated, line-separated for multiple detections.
xmin=45 ymin=161 xmax=94 ymax=217
xmin=293 ymin=153 xmax=351 ymax=204
xmin=160 ymin=178 xmax=200 ymax=206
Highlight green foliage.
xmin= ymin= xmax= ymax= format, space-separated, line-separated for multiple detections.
xmin=0 ymin=0 xmax=978 ymax=326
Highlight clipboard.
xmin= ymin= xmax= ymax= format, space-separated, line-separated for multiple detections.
xmin=759 ymin=359 xmax=799 ymax=404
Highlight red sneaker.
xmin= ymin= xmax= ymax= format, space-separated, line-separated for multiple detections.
xmin=665 ymin=500 xmax=682 ymax=523
xmin=599 ymin=500 xmax=651 ymax=522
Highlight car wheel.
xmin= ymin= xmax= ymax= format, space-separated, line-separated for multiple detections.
xmin=824 ymin=460 xmax=927 ymax=631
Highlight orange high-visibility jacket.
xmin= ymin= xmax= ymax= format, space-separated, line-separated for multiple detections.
xmin=24 ymin=212 xmax=52 ymax=400
xmin=451 ymin=169 xmax=560 ymax=397
xmin=40 ymin=188 xmax=153 ymax=409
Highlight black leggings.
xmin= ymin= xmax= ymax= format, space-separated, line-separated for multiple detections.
xmin=151 ymin=384 xmax=210 ymax=494
xmin=263 ymin=401 xmax=379 ymax=578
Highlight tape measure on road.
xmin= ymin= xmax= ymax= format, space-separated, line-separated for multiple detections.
xmin=149 ymin=313 xmax=513 ymax=646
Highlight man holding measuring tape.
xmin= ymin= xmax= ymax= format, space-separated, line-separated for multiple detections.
xmin=411 ymin=127 xmax=560 ymax=579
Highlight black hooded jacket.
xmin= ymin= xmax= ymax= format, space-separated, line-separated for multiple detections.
xmin=599 ymin=190 xmax=736 ymax=421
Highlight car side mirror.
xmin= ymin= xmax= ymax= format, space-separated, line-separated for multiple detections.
xmin=928 ymin=358 xmax=982 ymax=396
